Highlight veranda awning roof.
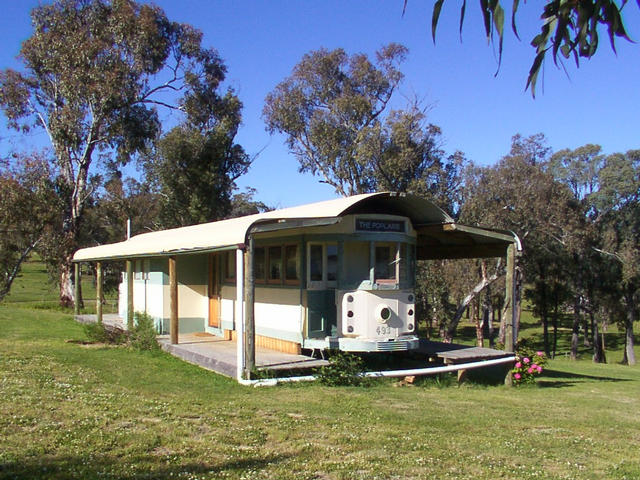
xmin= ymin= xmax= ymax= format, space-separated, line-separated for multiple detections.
xmin=73 ymin=192 xmax=518 ymax=262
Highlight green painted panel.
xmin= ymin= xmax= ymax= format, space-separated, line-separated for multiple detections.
xmin=307 ymin=290 xmax=336 ymax=338
xmin=158 ymin=317 xmax=205 ymax=335
xmin=177 ymin=254 xmax=207 ymax=285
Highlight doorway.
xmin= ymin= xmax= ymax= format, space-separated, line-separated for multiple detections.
xmin=208 ymin=253 xmax=220 ymax=328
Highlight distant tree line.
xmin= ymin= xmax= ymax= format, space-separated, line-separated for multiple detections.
xmin=1 ymin=1 xmax=637 ymax=365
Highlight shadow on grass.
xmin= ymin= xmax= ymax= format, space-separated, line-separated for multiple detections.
xmin=0 ymin=453 xmax=292 ymax=479
xmin=537 ymin=368 xmax=631 ymax=388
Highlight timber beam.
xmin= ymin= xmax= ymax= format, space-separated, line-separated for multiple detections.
xmin=169 ymin=256 xmax=178 ymax=344
xmin=126 ymin=259 xmax=134 ymax=330
xmin=96 ymin=261 xmax=103 ymax=325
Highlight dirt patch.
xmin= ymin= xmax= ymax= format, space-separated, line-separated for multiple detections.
xmin=65 ymin=339 xmax=117 ymax=348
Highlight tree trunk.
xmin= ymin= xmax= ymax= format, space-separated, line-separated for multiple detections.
xmin=623 ymin=289 xmax=636 ymax=366
xmin=445 ymin=270 xmax=503 ymax=342
xmin=0 ymin=243 xmax=37 ymax=302
xmin=498 ymin=312 xmax=506 ymax=346
xmin=59 ymin=253 xmax=75 ymax=308
xmin=551 ymin=284 xmax=559 ymax=359
xmin=475 ymin=297 xmax=484 ymax=347
xmin=540 ymin=284 xmax=550 ymax=357
xmin=570 ymin=294 xmax=580 ymax=360
xmin=514 ymin=266 xmax=523 ymax=349
xmin=486 ymin=298 xmax=496 ymax=348
xmin=582 ymin=317 xmax=591 ymax=347
xmin=591 ymin=311 xmax=606 ymax=363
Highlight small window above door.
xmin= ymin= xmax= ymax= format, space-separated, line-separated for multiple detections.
xmin=307 ymin=242 xmax=338 ymax=290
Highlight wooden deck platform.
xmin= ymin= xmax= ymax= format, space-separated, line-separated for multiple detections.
xmin=417 ymin=339 xmax=513 ymax=365
xmin=159 ymin=332 xmax=329 ymax=377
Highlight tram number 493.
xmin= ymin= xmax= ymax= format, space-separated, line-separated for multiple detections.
xmin=376 ymin=325 xmax=392 ymax=336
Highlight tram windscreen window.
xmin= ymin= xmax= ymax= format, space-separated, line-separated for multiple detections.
xmin=310 ymin=244 xmax=323 ymax=281
xmin=375 ymin=245 xmax=395 ymax=280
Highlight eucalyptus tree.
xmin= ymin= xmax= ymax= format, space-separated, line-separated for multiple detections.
xmin=0 ymin=0 xmax=235 ymax=306
xmin=371 ymin=107 xmax=467 ymax=215
xmin=264 ymin=44 xmax=466 ymax=206
xmin=142 ymin=94 xmax=251 ymax=228
xmin=264 ymin=44 xmax=407 ymax=197
xmin=547 ymin=144 xmax=606 ymax=361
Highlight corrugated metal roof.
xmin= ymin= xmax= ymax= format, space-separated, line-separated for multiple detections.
xmin=73 ymin=192 xmax=455 ymax=262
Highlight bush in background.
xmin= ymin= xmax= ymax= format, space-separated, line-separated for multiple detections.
xmin=129 ymin=311 xmax=160 ymax=351
xmin=83 ymin=321 xmax=126 ymax=344
xmin=316 ymin=351 xmax=369 ymax=386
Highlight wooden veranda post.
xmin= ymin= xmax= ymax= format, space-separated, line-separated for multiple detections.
xmin=504 ymin=243 xmax=516 ymax=353
xmin=126 ymin=260 xmax=134 ymax=330
xmin=169 ymin=256 xmax=178 ymax=344
xmin=504 ymin=243 xmax=516 ymax=386
xmin=244 ymin=235 xmax=255 ymax=378
xmin=74 ymin=263 xmax=80 ymax=316
xmin=96 ymin=261 xmax=103 ymax=325
xmin=235 ymin=247 xmax=245 ymax=381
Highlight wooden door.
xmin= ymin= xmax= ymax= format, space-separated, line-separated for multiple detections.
xmin=208 ymin=254 xmax=220 ymax=328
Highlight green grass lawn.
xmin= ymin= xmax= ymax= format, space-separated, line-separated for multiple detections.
xmin=1 ymin=260 xmax=640 ymax=479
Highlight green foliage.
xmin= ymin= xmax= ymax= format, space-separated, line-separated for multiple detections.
xmin=129 ymin=311 xmax=159 ymax=351
xmin=264 ymin=44 xmax=406 ymax=196
xmin=83 ymin=321 xmax=108 ymax=343
xmin=426 ymin=0 xmax=638 ymax=96
xmin=142 ymin=121 xmax=251 ymax=228
xmin=315 ymin=351 xmax=369 ymax=386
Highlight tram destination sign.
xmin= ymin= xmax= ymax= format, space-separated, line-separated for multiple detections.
xmin=355 ymin=218 xmax=405 ymax=233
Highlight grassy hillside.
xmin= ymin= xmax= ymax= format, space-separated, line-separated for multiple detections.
xmin=4 ymin=257 xmax=117 ymax=313
xmin=1 ymin=260 xmax=639 ymax=479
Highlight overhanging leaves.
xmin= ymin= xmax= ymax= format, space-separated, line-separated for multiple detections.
xmin=426 ymin=0 xmax=637 ymax=96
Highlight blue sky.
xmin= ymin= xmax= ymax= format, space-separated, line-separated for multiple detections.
xmin=1 ymin=1 xmax=639 ymax=209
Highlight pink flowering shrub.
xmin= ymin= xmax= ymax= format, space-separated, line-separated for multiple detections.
xmin=512 ymin=349 xmax=546 ymax=385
